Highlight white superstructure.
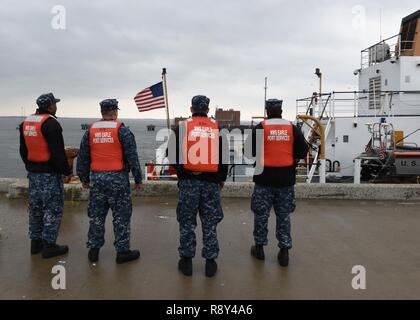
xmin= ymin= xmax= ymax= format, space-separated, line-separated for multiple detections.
xmin=296 ymin=10 xmax=420 ymax=180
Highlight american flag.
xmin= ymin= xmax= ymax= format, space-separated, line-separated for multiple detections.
xmin=378 ymin=141 xmax=387 ymax=160
xmin=134 ymin=82 xmax=166 ymax=112
xmin=365 ymin=138 xmax=373 ymax=153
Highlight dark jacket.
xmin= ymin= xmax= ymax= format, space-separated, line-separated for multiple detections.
xmin=76 ymin=121 xmax=143 ymax=184
xmin=167 ymin=115 xmax=229 ymax=184
xmin=19 ymin=110 xmax=72 ymax=176
xmin=251 ymin=118 xmax=309 ymax=187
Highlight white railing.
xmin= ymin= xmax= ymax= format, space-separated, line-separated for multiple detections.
xmin=296 ymin=91 xmax=420 ymax=119
xmin=360 ymin=34 xmax=415 ymax=69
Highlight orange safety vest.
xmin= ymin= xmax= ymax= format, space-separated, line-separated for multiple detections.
xmin=22 ymin=114 xmax=52 ymax=163
xmin=182 ymin=117 xmax=219 ymax=173
xmin=89 ymin=120 xmax=124 ymax=172
xmin=261 ymin=118 xmax=294 ymax=167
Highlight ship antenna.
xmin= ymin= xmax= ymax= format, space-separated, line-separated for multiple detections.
xmin=379 ymin=8 xmax=383 ymax=41
xmin=264 ymin=77 xmax=268 ymax=118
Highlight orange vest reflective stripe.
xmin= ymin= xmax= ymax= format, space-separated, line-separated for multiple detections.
xmin=182 ymin=117 xmax=219 ymax=173
xmin=89 ymin=121 xmax=124 ymax=172
xmin=262 ymin=118 xmax=294 ymax=167
xmin=22 ymin=114 xmax=52 ymax=163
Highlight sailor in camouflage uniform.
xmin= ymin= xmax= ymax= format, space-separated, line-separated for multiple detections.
xmin=168 ymin=95 xmax=228 ymax=277
xmin=250 ymin=99 xmax=308 ymax=267
xmin=77 ymin=99 xmax=143 ymax=264
xmin=19 ymin=93 xmax=72 ymax=259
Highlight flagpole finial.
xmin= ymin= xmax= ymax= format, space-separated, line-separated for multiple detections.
xmin=162 ymin=68 xmax=167 ymax=75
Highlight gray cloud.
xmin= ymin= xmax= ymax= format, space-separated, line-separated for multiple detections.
xmin=0 ymin=0 xmax=418 ymax=120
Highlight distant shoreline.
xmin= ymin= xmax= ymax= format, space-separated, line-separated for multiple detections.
xmin=1 ymin=116 xmax=253 ymax=123
xmin=0 ymin=116 xmax=167 ymax=121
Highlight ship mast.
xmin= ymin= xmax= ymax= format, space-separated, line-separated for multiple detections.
xmin=264 ymin=77 xmax=268 ymax=118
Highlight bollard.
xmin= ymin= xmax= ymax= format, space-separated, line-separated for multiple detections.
xmin=354 ymin=159 xmax=361 ymax=184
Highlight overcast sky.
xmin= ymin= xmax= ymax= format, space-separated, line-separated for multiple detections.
xmin=0 ymin=0 xmax=418 ymax=120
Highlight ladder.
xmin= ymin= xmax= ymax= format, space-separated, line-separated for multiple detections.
xmin=298 ymin=93 xmax=333 ymax=183
xmin=306 ymin=117 xmax=332 ymax=183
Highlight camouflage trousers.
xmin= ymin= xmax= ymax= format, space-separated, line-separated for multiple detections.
xmin=87 ymin=172 xmax=132 ymax=253
xmin=177 ymin=179 xmax=224 ymax=259
xmin=28 ymin=173 xmax=64 ymax=244
xmin=251 ymin=185 xmax=296 ymax=249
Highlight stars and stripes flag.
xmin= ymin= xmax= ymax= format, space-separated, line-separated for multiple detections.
xmin=378 ymin=141 xmax=387 ymax=160
xmin=134 ymin=82 xmax=166 ymax=112
xmin=365 ymin=138 xmax=373 ymax=153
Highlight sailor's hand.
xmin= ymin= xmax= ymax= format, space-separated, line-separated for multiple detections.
xmin=63 ymin=175 xmax=73 ymax=184
xmin=134 ymin=183 xmax=144 ymax=196
xmin=82 ymin=182 xmax=91 ymax=189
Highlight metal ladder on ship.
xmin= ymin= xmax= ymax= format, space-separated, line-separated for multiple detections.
xmin=298 ymin=93 xmax=332 ymax=183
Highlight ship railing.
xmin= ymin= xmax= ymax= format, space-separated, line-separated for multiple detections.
xmin=297 ymin=91 xmax=420 ymax=119
xmin=296 ymin=92 xmax=362 ymax=119
xmin=360 ymin=33 xmax=414 ymax=69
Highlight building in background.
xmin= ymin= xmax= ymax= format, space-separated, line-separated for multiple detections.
xmin=215 ymin=108 xmax=241 ymax=128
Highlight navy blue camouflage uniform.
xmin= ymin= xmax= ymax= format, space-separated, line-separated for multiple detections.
xmin=77 ymin=122 xmax=142 ymax=253
xmin=177 ymin=179 xmax=224 ymax=259
xmin=19 ymin=104 xmax=71 ymax=244
xmin=168 ymin=114 xmax=229 ymax=260
xmin=250 ymin=117 xmax=309 ymax=250
xmin=251 ymin=185 xmax=296 ymax=249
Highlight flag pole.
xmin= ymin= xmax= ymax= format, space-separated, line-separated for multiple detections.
xmin=162 ymin=68 xmax=171 ymax=130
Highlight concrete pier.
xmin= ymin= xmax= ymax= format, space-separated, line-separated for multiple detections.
xmin=2 ymin=178 xmax=420 ymax=201
xmin=0 ymin=195 xmax=420 ymax=299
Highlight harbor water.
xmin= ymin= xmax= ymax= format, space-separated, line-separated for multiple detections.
xmin=0 ymin=117 xmax=167 ymax=178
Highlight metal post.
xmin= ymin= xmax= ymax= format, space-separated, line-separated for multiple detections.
xmin=232 ymin=165 xmax=236 ymax=182
xmin=143 ymin=164 xmax=148 ymax=184
xmin=264 ymin=77 xmax=268 ymax=118
xmin=315 ymin=68 xmax=322 ymax=118
xmin=354 ymin=159 xmax=361 ymax=184
xmin=162 ymin=68 xmax=171 ymax=130
xmin=354 ymin=91 xmax=357 ymax=117
xmin=319 ymin=159 xmax=326 ymax=184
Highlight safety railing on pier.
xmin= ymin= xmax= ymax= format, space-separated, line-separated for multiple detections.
xmin=143 ymin=163 xmax=255 ymax=183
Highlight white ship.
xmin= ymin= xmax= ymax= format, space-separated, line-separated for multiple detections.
xmin=296 ymin=9 xmax=420 ymax=183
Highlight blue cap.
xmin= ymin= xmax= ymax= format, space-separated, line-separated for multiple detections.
xmin=36 ymin=93 xmax=60 ymax=109
xmin=265 ymin=99 xmax=283 ymax=110
xmin=191 ymin=95 xmax=210 ymax=111
xmin=100 ymin=99 xmax=120 ymax=112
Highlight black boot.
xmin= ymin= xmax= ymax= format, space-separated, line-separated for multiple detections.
xmin=278 ymin=248 xmax=289 ymax=267
xmin=178 ymin=257 xmax=193 ymax=277
xmin=88 ymin=248 xmax=100 ymax=263
xmin=31 ymin=240 xmax=43 ymax=255
xmin=116 ymin=250 xmax=140 ymax=264
xmin=251 ymin=245 xmax=265 ymax=260
xmin=42 ymin=242 xmax=69 ymax=259
xmin=205 ymin=259 xmax=218 ymax=278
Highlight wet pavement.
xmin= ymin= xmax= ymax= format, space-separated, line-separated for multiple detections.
xmin=0 ymin=195 xmax=419 ymax=300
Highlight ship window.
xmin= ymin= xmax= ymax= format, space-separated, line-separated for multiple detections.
xmin=343 ymin=135 xmax=349 ymax=143
xmin=369 ymin=76 xmax=381 ymax=109
xmin=401 ymin=18 xmax=417 ymax=51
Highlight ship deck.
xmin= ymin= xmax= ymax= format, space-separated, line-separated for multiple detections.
xmin=0 ymin=195 xmax=419 ymax=300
